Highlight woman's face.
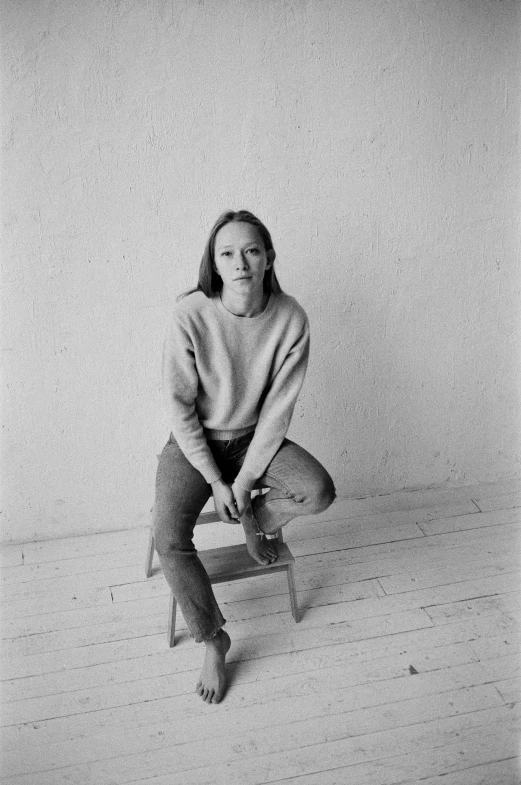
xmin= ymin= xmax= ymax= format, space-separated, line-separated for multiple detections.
xmin=213 ymin=222 xmax=274 ymax=298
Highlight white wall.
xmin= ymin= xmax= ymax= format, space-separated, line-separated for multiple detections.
xmin=2 ymin=0 xmax=520 ymax=543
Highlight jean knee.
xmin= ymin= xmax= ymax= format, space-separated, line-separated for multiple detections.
xmin=307 ymin=474 xmax=336 ymax=514
xmin=153 ymin=509 xmax=195 ymax=557
xmin=154 ymin=530 xmax=181 ymax=559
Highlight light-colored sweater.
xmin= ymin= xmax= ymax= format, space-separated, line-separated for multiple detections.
xmin=162 ymin=290 xmax=310 ymax=490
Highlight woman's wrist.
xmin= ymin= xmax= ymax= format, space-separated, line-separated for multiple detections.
xmin=234 ymin=471 xmax=256 ymax=492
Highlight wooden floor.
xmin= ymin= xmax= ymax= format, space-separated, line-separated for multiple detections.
xmin=1 ymin=479 xmax=520 ymax=785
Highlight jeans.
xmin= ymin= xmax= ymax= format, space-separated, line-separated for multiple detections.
xmin=152 ymin=431 xmax=336 ymax=642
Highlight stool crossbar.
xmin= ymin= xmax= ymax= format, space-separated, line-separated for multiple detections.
xmin=145 ymin=508 xmax=300 ymax=647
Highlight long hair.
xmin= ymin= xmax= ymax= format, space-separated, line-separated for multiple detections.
xmin=181 ymin=210 xmax=283 ymax=299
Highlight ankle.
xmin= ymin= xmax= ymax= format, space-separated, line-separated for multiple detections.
xmin=241 ymin=514 xmax=263 ymax=537
xmin=205 ymin=628 xmax=226 ymax=649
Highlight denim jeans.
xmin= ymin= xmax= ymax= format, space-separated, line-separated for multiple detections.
xmin=152 ymin=432 xmax=336 ymax=642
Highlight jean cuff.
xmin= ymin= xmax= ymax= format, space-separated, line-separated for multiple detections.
xmin=193 ymin=623 xmax=226 ymax=643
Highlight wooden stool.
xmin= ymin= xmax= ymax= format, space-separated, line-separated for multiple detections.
xmin=145 ymin=509 xmax=300 ymax=647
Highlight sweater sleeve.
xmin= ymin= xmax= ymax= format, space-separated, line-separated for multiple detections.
xmin=162 ymin=314 xmax=222 ymax=484
xmin=234 ymin=317 xmax=310 ymax=491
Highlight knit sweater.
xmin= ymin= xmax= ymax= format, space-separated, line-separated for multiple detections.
xmin=162 ymin=290 xmax=310 ymax=490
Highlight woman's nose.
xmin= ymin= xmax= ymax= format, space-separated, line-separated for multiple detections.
xmin=236 ymin=252 xmax=249 ymax=268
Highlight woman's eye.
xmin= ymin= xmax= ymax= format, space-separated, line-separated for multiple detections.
xmin=247 ymin=248 xmax=260 ymax=255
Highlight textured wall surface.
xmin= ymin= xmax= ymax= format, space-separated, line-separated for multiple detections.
xmin=2 ymin=0 xmax=520 ymax=542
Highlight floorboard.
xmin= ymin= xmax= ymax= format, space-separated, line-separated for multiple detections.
xmin=1 ymin=479 xmax=520 ymax=784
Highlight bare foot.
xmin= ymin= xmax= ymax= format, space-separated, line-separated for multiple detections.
xmin=249 ymin=533 xmax=278 ymax=566
xmin=196 ymin=629 xmax=231 ymax=704
xmin=241 ymin=513 xmax=278 ymax=566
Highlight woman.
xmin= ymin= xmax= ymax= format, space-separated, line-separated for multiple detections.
xmin=153 ymin=210 xmax=335 ymax=704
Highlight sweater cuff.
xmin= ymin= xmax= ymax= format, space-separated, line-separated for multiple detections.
xmin=234 ymin=469 xmax=257 ymax=492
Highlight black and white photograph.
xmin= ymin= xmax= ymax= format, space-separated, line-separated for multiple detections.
xmin=1 ymin=1 xmax=520 ymax=782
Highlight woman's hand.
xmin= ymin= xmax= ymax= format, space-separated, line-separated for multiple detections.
xmin=231 ymin=482 xmax=253 ymax=520
xmin=211 ymin=479 xmax=240 ymax=524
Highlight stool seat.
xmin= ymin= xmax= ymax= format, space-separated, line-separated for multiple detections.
xmin=146 ymin=507 xmax=300 ymax=646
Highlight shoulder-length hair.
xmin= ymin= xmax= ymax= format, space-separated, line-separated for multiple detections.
xmin=181 ymin=210 xmax=283 ymax=299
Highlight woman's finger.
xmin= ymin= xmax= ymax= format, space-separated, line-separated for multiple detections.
xmin=215 ymin=499 xmax=234 ymax=524
xmin=227 ymin=501 xmax=240 ymax=520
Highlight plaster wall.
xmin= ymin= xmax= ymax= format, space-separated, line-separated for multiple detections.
xmin=2 ymin=0 xmax=520 ymax=542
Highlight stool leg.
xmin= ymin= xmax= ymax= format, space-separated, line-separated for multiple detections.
xmin=168 ymin=593 xmax=177 ymax=647
xmin=145 ymin=529 xmax=155 ymax=578
xmin=286 ymin=563 xmax=300 ymax=623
